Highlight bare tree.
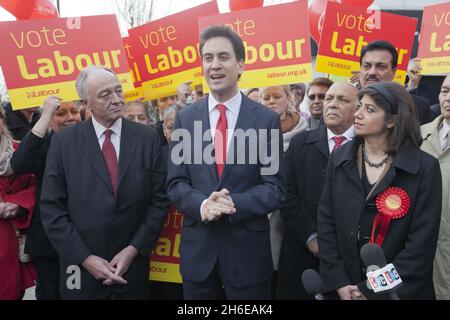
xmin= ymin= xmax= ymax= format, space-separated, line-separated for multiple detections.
xmin=115 ymin=0 xmax=156 ymax=35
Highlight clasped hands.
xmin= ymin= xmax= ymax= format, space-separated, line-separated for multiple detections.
xmin=81 ymin=245 xmax=138 ymax=286
xmin=201 ymin=188 xmax=236 ymax=223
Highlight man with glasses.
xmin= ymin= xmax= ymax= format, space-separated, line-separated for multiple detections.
xmin=306 ymin=78 xmax=334 ymax=130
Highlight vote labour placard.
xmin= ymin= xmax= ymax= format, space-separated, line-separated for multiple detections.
xmin=123 ymin=37 xmax=145 ymax=102
xmin=128 ymin=2 xmax=219 ymax=100
xmin=418 ymin=2 xmax=450 ymax=74
xmin=149 ymin=205 xmax=182 ymax=283
xmin=316 ymin=1 xmax=417 ymax=84
xmin=0 ymin=15 xmax=133 ymax=110
xmin=198 ymin=0 xmax=313 ymax=89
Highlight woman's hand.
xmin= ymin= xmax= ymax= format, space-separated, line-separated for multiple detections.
xmin=0 ymin=202 xmax=19 ymax=219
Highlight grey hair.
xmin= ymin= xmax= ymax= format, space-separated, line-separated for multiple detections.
xmin=75 ymin=66 xmax=116 ymax=100
xmin=162 ymin=104 xmax=177 ymax=123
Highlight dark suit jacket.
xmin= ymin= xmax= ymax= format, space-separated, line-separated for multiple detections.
xmin=411 ymin=94 xmax=433 ymax=125
xmin=166 ymin=94 xmax=286 ymax=288
xmin=11 ymin=131 xmax=57 ymax=258
xmin=277 ymin=126 xmax=329 ymax=299
xmin=40 ymin=118 xmax=169 ymax=299
xmin=318 ymin=139 xmax=442 ymax=299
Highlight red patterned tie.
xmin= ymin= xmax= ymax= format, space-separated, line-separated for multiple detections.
xmin=102 ymin=129 xmax=118 ymax=194
xmin=332 ymin=136 xmax=346 ymax=152
xmin=214 ymin=104 xmax=228 ymax=178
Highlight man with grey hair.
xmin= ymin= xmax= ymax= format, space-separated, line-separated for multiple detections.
xmin=420 ymin=74 xmax=450 ymax=300
xmin=40 ymin=66 xmax=169 ymax=299
xmin=277 ymin=82 xmax=357 ymax=299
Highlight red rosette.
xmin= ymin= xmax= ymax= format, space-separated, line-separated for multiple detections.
xmin=376 ymin=187 xmax=410 ymax=219
xmin=370 ymin=187 xmax=410 ymax=246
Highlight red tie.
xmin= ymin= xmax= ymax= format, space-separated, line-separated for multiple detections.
xmin=332 ymin=136 xmax=346 ymax=152
xmin=102 ymin=129 xmax=118 ymax=194
xmin=214 ymin=104 xmax=228 ymax=178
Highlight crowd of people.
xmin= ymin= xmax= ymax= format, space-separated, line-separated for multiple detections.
xmin=0 ymin=25 xmax=449 ymax=300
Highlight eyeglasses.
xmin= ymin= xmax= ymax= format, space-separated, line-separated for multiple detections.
xmin=308 ymin=93 xmax=326 ymax=101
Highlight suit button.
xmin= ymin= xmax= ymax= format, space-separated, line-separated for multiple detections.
xmin=321 ymin=170 xmax=326 ymax=177
xmin=5 ymin=188 xmax=11 ymax=194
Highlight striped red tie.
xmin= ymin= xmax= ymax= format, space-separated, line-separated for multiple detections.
xmin=332 ymin=136 xmax=346 ymax=152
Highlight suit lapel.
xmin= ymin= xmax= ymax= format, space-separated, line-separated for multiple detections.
xmin=308 ymin=127 xmax=329 ymax=159
xmin=194 ymin=100 xmax=218 ymax=182
xmin=80 ymin=119 xmax=112 ymax=191
xmin=117 ymin=119 xmax=137 ymax=189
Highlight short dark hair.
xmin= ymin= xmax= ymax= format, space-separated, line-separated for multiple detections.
xmin=360 ymin=40 xmax=398 ymax=70
xmin=307 ymin=77 xmax=334 ymax=95
xmin=358 ymin=81 xmax=421 ymax=155
xmin=199 ymin=25 xmax=245 ymax=62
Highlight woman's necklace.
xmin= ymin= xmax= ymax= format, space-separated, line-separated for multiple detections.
xmin=362 ymin=144 xmax=389 ymax=168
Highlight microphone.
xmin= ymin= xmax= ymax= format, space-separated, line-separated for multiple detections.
xmin=302 ymin=269 xmax=325 ymax=300
xmin=360 ymin=243 xmax=401 ymax=300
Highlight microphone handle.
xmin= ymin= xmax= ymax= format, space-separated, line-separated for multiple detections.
xmin=314 ymin=293 xmax=325 ymax=300
xmin=389 ymin=292 xmax=400 ymax=300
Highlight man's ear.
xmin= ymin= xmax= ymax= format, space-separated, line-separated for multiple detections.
xmin=238 ymin=59 xmax=245 ymax=75
xmin=392 ymin=67 xmax=397 ymax=77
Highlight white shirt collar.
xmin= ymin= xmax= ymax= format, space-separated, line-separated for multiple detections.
xmin=91 ymin=116 xmax=122 ymax=140
xmin=440 ymin=118 xmax=450 ymax=136
xmin=208 ymin=91 xmax=242 ymax=115
xmin=327 ymin=125 xmax=355 ymax=142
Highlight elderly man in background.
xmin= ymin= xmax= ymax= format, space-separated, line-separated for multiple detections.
xmin=421 ymin=74 xmax=450 ymax=300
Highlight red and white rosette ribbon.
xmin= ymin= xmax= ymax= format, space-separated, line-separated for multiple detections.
xmin=370 ymin=187 xmax=410 ymax=246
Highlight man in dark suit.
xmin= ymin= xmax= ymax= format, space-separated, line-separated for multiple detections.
xmin=276 ymin=82 xmax=357 ymax=299
xmin=40 ymin=66 xmax=169 ymax=299
xmin=359 ymin=40 xmax=433 ymax=125
xmin=166 ymin=25 xmax=285 ymax=299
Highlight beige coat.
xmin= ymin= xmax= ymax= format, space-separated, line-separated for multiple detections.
xmin=421 ymin=115 xmax=450 ymax=300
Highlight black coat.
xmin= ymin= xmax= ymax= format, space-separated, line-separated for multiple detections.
xmin=5 ymin=109 xmax=40 ymax=141
xmin=277 ymin=126 xmax=329 ymax=299
xmin=411 ymin=94 xmax=433 ymax=125
xmin=11 ymin=131 xmax=57 ymax=258
xmin=40 ymin=118 xmax=170 ymax=299
xmin=318 ymin=139 xmax=442 ymax=299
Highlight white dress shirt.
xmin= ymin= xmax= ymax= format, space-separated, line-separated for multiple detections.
xmin=91 ymin=116 xmax=122 ymax=160
xmin=208 ymin=91 xmax=242 ymax=151
xmin=439 ymin=119 xmax=450 ymax=151
xmin=327 ymin=125 xmax=355 ymax=153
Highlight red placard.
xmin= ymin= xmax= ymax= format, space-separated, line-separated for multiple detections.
xmin=123 ymin=37 xmax=145 ymax=102
xmin=198 ymin=0 xmax=313 ymax=89
xmin=128 ymin=2 xmax=219 ymax=100
xmin=149 ymin=205 xmax=183 ymax=283
xmin=0 ymin=15 xmax=133 ymax=110
xmin=417 ymin=2 xmax=450 ymax=74
xmin=316 ymin=1 xmax=417 ymax=84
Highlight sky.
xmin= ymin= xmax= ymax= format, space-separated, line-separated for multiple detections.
xmin=1 ymin=0 xmax=449 ymax=22
xmin=0 ymin=0 xmax=288 ymax=22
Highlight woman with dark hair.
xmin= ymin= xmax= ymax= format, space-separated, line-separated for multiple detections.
xmin=318 ymin=81 xmax=442 ymax=300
